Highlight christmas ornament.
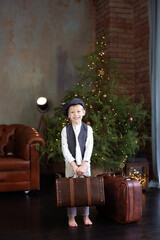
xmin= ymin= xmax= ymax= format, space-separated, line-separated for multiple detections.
xmin=129 ymin=117 xmax=133 ymax=122
xmin=103 ymin=94 xmax=107 ymax=98
xmin=120 ymin=162 xmax=125 ymax=168
xmin=101 ymin=131 xmax=105 ymax=136
xmin=99 ymin=70 xmax=104 ymax=75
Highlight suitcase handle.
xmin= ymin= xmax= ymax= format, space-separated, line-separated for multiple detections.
xmin=73 ymin=174 xmax=89 ymax=178
xmin=123 ymin=177 xmax=135 ymax=181
xmin=55 ymin=173 xmax=89 ymax=179
xmin=55 ymin=173 xmax=62 ymax=178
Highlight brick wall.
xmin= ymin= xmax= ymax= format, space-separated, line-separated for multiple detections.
xmin=94 ymin=0 xmax=150 ymax=105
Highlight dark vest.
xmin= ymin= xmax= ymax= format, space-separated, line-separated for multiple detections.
xmin=66 ymin=123 xmax=88 ymax=159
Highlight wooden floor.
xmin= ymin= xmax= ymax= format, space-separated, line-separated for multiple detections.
xmin=0 ymin=175 xmax=160 ymax=240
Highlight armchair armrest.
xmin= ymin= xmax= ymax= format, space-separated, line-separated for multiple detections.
xmin=14 ymin=125 xmax=45 ymax=160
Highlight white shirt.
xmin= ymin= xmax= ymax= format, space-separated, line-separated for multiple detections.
xmin=61 ymin=123 xmax=93 ymax=166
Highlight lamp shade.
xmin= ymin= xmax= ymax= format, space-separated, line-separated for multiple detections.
xmin=37 ymin=97 xmax=49 ymax=113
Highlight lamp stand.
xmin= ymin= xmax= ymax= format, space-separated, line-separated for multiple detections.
xmin=37 ymin=114 xmax=46 ymax=136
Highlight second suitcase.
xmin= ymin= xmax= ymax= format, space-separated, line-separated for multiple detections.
xmin=97 ymin=174 xmax=142 ymax=224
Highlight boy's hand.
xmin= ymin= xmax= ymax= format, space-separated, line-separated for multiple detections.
xmin=77 ymin=161 xmax=88 ymax=176
xmin=70 ymin=161 xmax=78 ymax=174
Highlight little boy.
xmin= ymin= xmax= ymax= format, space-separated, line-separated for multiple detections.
xmin=61 ymin=98 xmax=94 ymax=227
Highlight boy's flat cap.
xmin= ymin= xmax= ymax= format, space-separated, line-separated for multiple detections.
xmin=62 ymin=98 xmax=85 ymax=116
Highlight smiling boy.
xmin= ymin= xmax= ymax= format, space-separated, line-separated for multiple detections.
xmin=61 ymin=98 xmax=94 ymax=227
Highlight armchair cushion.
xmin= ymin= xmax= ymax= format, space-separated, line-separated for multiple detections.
xmin=0 ymin=157 xmax=30 ymax=171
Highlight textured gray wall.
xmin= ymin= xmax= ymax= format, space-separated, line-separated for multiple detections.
xmin=0 ymin=0 xmax=94 ymax=129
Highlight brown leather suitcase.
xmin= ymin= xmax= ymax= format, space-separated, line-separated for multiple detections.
xmin=97 ymin=174 xmax=142 ymax=224
xmin=56 ymin=176 xmax=105 ymax=207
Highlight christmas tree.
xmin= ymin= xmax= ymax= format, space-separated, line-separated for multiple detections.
xmin=39 ymin=35 xmax=150 ymax=171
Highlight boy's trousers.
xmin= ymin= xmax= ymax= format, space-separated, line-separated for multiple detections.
xmin=67 ymin=206 xmax=89 ymax=217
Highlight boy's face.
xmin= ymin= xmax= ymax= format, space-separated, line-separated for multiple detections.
xmin=68 ymin=104 xmax=85 ymax=126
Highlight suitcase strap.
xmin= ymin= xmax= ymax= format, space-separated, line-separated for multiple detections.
xmin=69 ymin=178 xmax=75 ymax=207
xmin=86 ymin=177 xmax=91 ymax=206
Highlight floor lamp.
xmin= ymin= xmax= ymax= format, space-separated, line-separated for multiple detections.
xmin=37 ymin=97 xmax=49 ymax=136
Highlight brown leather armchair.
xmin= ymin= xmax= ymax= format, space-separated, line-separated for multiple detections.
xmin=0 ymin=124 xmax=45 ymax=192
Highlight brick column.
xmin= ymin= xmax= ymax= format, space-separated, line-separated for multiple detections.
xmin=93 ymin=0 xmax=150 ymax=104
